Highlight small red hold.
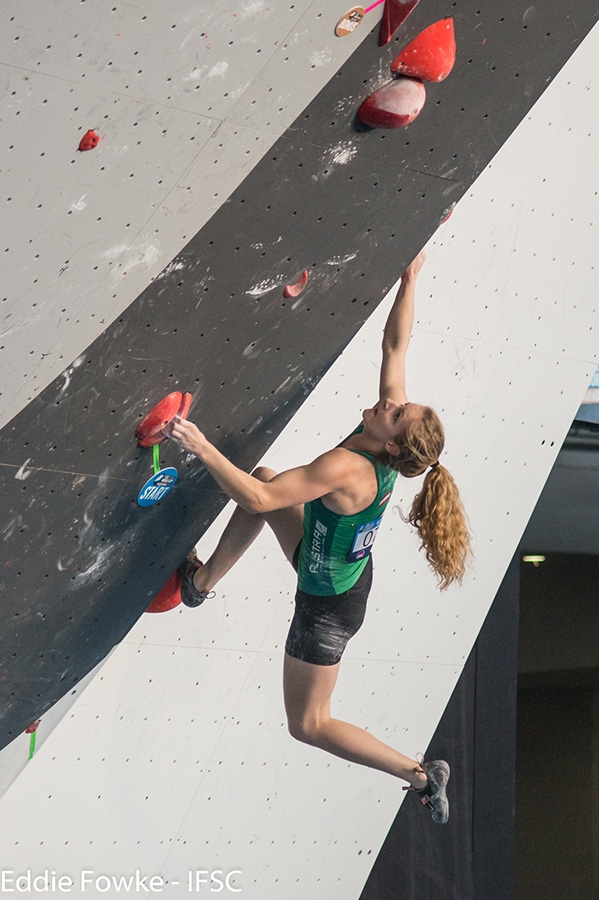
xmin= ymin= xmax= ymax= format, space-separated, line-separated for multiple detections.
xmin=379 ymin=0 xmax=420 ymax=47
xmin=283 ymin=270 xmax=309 ymax=298
xmin=25 ymin=720 xmax=41 ymax=734
xmin=391 ymin=19 xmax=456 ymax=82
xmin=145 ymin=571 xmax=182 ymax=613
xmin=358 ymin=77 xmax=425 ymax=129
xmin=78 ymin=130 xmax=100 ymax=151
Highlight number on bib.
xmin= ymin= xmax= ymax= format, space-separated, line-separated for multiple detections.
xmin=346 ymin=516 xmax=383 ymax=563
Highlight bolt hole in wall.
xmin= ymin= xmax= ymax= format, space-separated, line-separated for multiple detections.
xmin=515 ymin=392 xmax=599 ymax=899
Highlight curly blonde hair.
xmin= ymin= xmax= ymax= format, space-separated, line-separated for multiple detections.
xmin=378 ymin=406 xmax=471 ymax=590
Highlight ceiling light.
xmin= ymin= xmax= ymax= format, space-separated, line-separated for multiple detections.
xmin=522 ymin=555 xmax=546 ymax=567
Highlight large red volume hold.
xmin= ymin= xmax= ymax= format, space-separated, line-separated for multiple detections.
xmin=358 ymin=77 xmax=425 ymax=129
xmin=391 ymin=19 xmax=456 ymax=82
xmin=378 ymin=0 xmax=420 ymax=47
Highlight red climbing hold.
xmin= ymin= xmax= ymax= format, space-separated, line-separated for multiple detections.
xmin=391 ymin=19 xmax=456 ymax=82
xmin=283 ymin=270 xmax=309 ymax=298
xmin=177 ymin=391 xmax=193 ymax=422
xmin=358 ymin=77 xmax=425 ymax=129
xmin=136 ymin=392 xmax=182 ymax=445
xmin=78 ymin=130 xmax=100 ymax=151
xmin=145 ymin=571 xmax=182 ymax=613
xmin=25 ymin=720 xmax=41 ymax=734
xmin=136 ymin=391 xmax=193 ymax=447
xmin=378 ymin=0 xmax=420 ymax=47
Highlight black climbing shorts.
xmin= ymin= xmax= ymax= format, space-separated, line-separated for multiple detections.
xmin=285 ymin=543 xmax=373 ymax=666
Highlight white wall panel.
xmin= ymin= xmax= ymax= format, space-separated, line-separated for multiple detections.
xmin=0 ymin=647 xmax=260 ymax=869
xmin=1 ymin=72 xmax=220 ymax=411
xmin=0 ymin=653 xmax=114 ymax=800
xmin=0 ymin=642 xmax=458 ymax=899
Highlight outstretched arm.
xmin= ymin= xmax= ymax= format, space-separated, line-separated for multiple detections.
xmin=379 ymin=251 xmax=425 ymax=404
xmin=168 ymin=417 xmax=354 ymax=513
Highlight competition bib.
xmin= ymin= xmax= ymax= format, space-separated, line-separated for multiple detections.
xmin=346 ymin=515 xmax=382 ymax=563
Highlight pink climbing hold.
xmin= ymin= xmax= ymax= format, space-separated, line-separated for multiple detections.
xmin=358 ymin=77 xmax=425 ymax=129
xmin=391 ymin=19 xmax=456 ymax=82
xmin=283 ymin=270 xmax=309 ymax=298
xmin=378 ymin=0 xmax=420 ymax=47
xmin=78 ymin=129 xmax=100 ymax=151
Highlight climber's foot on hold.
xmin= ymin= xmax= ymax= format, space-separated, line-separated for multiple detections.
xmin=179 ymin=553 xmax=215 ymax=608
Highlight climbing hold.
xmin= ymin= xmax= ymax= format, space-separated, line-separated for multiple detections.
xmin=358 ymin=78 xmax=425 ymax=129
xmin=378 ymin=0 xmax=420 ymax=47
xmin=145 ymin=571 xmax=182 ymax=613
xmin=283 ymin=270 xmax=309 ymax=298
xmin=25 ymin=720 xmax=41 ymax=735
xmin=176 ymin=390 xmax=193 ymax=422
xmin=78 ymin=130 xmax=100 ymax=151
xmin=136 ymin=392 xmax=193 ymax=447
xmin=391 ymin=19 xmax=456 ymax=82
xmin=440 ymin=203 xmax=455 ymax=224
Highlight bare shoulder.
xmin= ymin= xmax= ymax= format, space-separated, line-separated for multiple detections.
xmin=310 ymin=445 xmax=375 ymax=493
xmin=315 ymin=447 xmax=378 ymax=513
xmin=308 ymin=446 xmax=363 ymax=478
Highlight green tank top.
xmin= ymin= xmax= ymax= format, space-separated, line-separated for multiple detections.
xmin=297 ymin=427 xmax=398 ymax=596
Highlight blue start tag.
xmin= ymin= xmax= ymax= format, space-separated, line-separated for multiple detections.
xmin=137 ymin=467 xmax=178 ymax=507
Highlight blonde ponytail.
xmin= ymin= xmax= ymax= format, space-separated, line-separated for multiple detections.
xmin=406 ymin=464 xmax=471 ymax=590
xmin=378 ymin=405 xmax=472 ymax=589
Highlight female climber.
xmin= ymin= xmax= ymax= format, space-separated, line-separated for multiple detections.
xmin=168 ymin=251 xmax=471 ymax=824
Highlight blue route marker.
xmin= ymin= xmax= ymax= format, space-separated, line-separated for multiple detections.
xmin=137 ymin=467 xmax=178 ymax=507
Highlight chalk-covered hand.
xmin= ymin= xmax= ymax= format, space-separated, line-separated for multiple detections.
xmin=167 ymin=415 xmax=208 ymax=458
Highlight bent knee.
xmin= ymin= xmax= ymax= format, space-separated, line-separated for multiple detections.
xmin=251 ymin=465 xmax=278 ymax=483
